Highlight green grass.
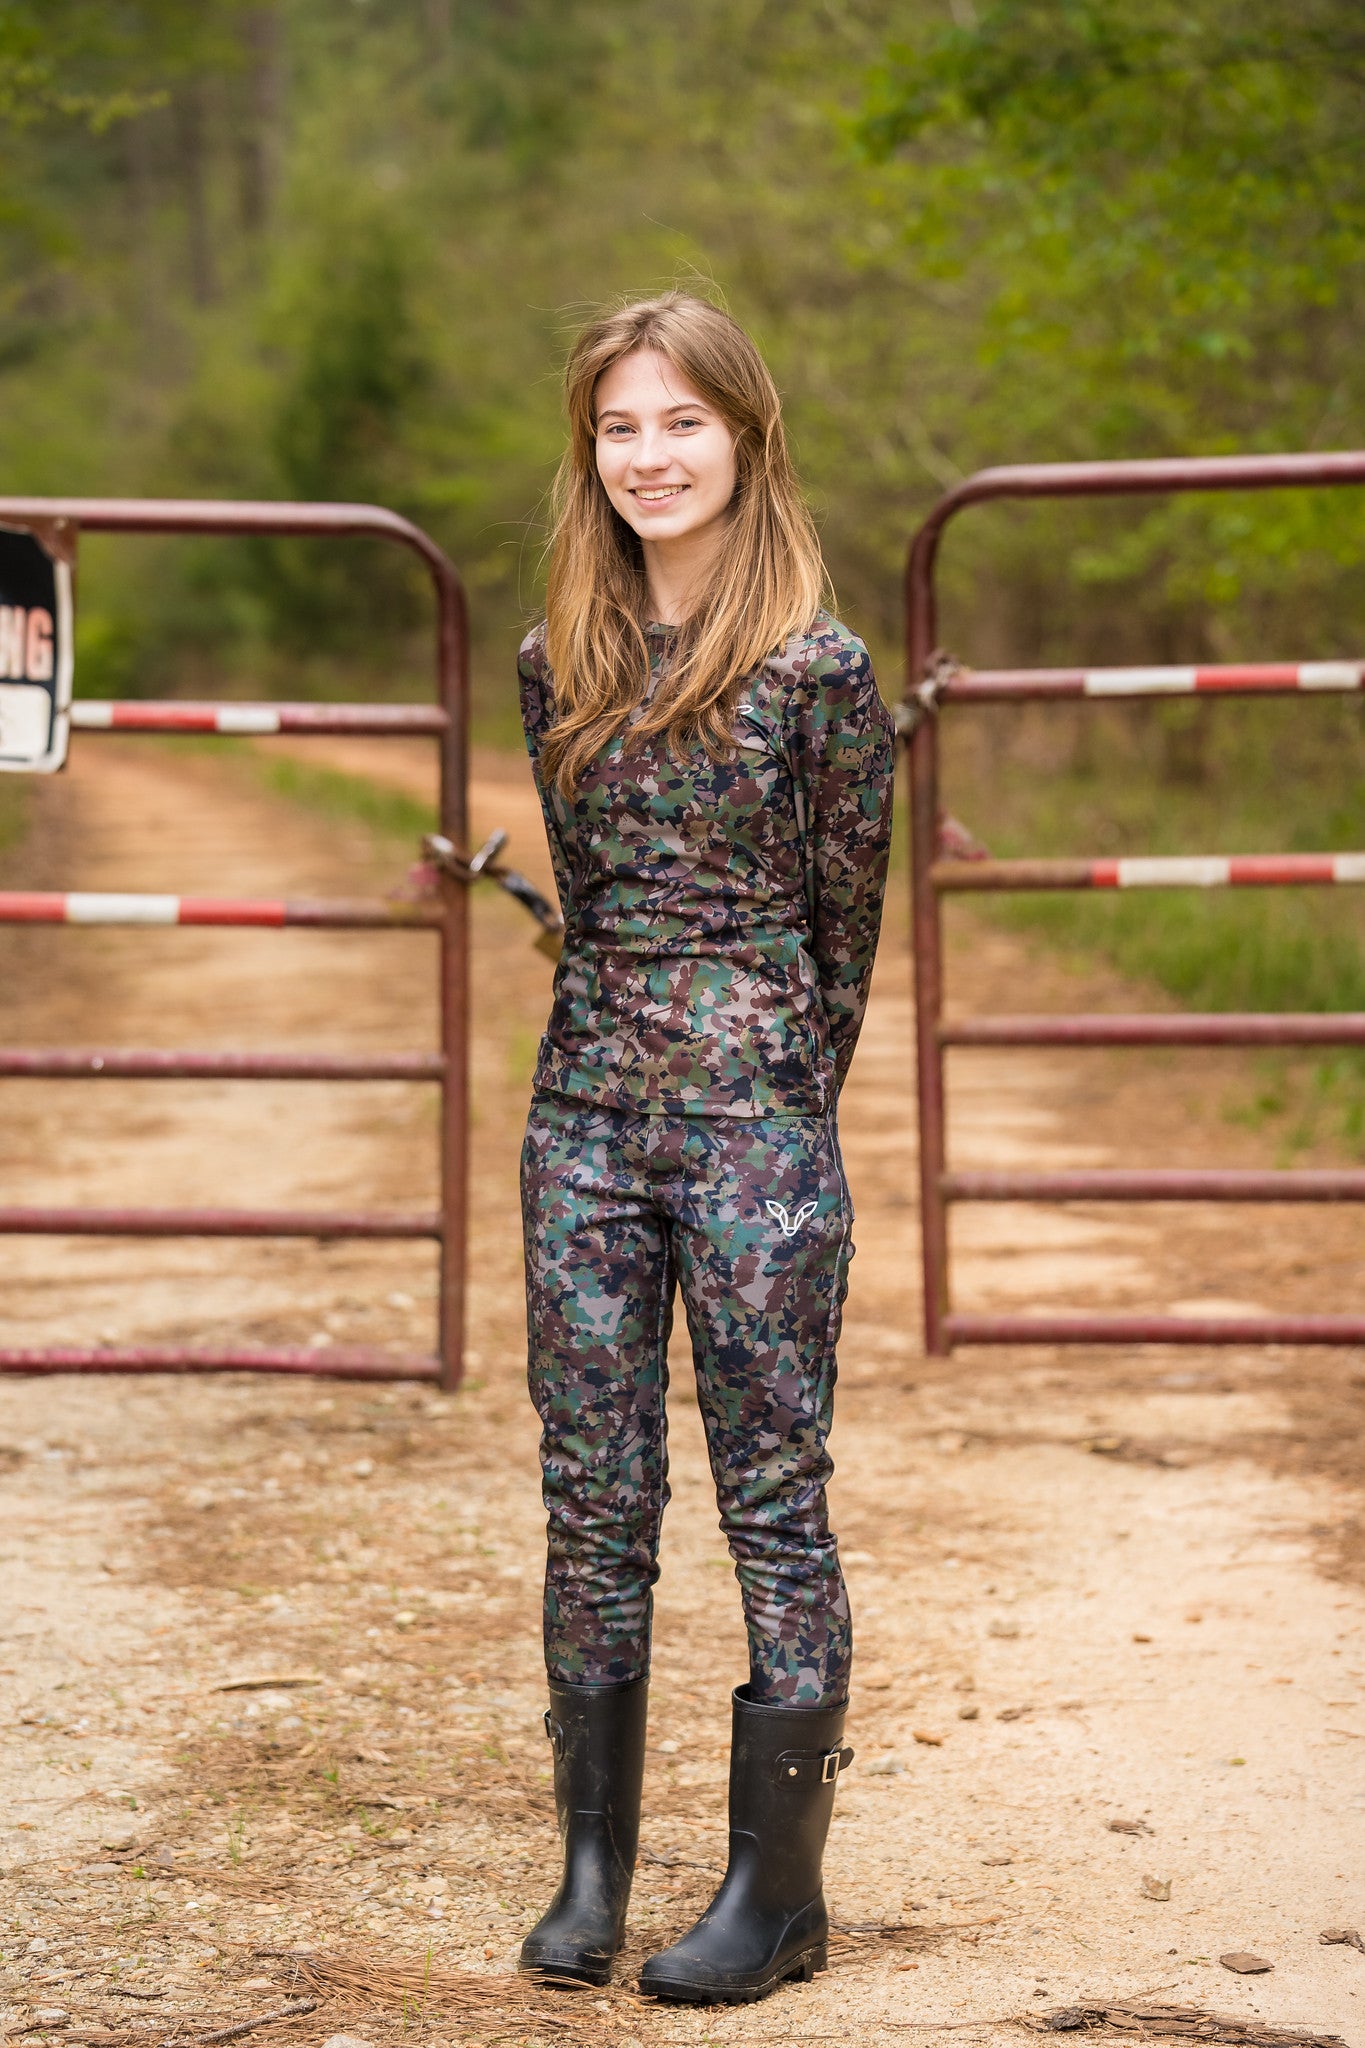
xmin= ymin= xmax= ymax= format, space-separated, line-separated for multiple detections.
xmin=0 ymin=777 xmax=30 ymax=856
xmin=254 ymin=755 xmax=435 ymax=843
xmin=944 ymin=694 xmax=1365 ymax=1156
xmin=986 ymin=888 xmax=1365 ymax=1017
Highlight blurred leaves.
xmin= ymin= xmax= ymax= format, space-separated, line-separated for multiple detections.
xmin=0 ymin=1 xmax=262 ymax=142
xmin=860 ymin=0 xmax=1365 ymax=335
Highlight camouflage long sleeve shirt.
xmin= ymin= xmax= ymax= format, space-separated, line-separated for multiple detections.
xmin=519 ymin=610 xmax=895 ymax=1119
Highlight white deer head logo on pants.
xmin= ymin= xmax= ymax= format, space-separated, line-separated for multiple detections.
xmin=765 ymin=1198 xmax=819 ymax=1238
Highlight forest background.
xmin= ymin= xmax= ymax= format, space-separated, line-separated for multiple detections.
xmin=1 ymin=0 xmax=1362 ymax=1149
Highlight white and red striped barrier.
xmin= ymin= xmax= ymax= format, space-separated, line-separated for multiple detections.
xmin=72 ymin=703 xmax=283 ymax=733
xmin=1082 ymin=661 xmax=1364 ymax=697
xmin=934 ymin=660 xmax=1365 ymax=702
xmin=0 ymin=891 xmax=442 ymax=928
xmin=2 ymin=891 xmax=283 ymax=925
xmin=68 ymin=701 xmax=446 ymax=735
xmin=934 ymin=851 xmax=1365 ymax=891
xmin=1100 ymin=852 xmax=1365 ymax=887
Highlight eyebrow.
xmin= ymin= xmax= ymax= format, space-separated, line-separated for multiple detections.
xmin=596 ymin=400 xmax=712 ymax=423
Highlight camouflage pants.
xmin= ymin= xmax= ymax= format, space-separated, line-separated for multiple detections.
xmin=521 ymin=1093 xmax=854 ymax=1708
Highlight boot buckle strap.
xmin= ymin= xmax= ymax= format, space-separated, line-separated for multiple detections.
xmin=544 ymin=1710 xmax=566 ymax=1759
xmin=775 ymin=1743 xmax=854 ymax=1786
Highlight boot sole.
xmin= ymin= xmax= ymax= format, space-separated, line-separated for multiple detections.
xmin=518 ymin=1956 xmax=613 ymax=1989
xmin=640 ymin=1943 xmax=826 ymax=2004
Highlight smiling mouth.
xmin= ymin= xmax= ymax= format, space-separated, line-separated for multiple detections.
xmin=632 ymin=485 xmax=688 ymax=503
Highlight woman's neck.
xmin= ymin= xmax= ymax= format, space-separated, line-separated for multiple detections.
xmin=641 ymin=526 xmax=725 ymax=627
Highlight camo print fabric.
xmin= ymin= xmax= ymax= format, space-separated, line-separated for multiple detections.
xmin=519 ymin=611 xmax=895 ymax=1117
xmin=522 ymin=1093 xmax=853 ymax=1708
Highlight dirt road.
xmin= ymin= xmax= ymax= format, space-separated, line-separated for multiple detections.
xmin=0 ymin=734 xmax=1361 ymax=2047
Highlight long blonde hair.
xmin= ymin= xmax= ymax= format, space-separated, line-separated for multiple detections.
xmin=540 ymin=291 xmax=827 ymax=796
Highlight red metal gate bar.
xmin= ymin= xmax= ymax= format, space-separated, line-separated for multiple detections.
xmin=933 ymin=853 xmax=1365 ymax=891
xmin=0 ymin=1049 xmax=446 ymax=1078
xmin=70 ymin=701 xmax=448 ymax=735
xmin=939 ymin=1014 xmax=1365 ymax=1047
xmin=0 ymin=891 xmax=443 ymax=928
xmin=0 ymin=1345 xmax=440 ymax=1379
xmin=942 ymin=1168 xmax=1365 ymax=1202
xmin=905 ymin=450 xmax=1365 ymax=1357
xmin=0 ymin=1207 xmax=441 ymax=1237
xmin=945 ymin=1313 xmax=1365 ymax=1348
xmin=937 ymin=661 xmax=1365 ymax=702
xmin=0 ymin=494 xmax=469 ymax=1388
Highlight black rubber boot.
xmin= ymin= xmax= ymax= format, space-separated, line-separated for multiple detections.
xmin=519 ymin=1674 xmax=649 ymax=1987
xmin=638 ymin=1685 xmax=853 ymax=2004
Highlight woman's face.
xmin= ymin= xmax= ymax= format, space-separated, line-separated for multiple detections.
xmin=594 ymin=347 xmax=738 ymax=551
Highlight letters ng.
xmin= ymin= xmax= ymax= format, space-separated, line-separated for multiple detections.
xmin=0 ymin=605 xmax=55 ymax=682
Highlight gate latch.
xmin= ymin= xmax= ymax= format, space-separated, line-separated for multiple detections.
xmin=897 ymin=647 xmax=963 ymax=739
xmin=423 ymin=831 xmax=564 ymax=960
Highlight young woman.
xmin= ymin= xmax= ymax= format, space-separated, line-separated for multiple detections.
xmin=516 ymin=292 xmax=895 ymax=2004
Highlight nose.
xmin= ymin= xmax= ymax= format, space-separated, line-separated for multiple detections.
xmin=629 ymin=425 xmax=674 ymax=474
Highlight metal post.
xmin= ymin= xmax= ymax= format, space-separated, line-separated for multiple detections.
xmin=432 ymin=550 xmax=470 ymax=1393
xmin=905 ymin=515 xmax=951 ymax=1358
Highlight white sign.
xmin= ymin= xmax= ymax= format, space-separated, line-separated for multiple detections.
xmin=0 ymin=525 xmax=74 ymax=773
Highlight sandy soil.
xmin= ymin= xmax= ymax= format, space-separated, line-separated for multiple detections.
xmin=0 ymin=733 xmax=1361 ymax=2048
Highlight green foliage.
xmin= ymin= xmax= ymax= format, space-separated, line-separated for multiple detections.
xmin=240 ymin=212 xmax=436 ymax=649
xmin=439 ymin=0 xmax=626 ymax=175
xmin=0 ymin=777 xmax=28 ymax=853
xmin=271 ymin=224 xmax=428 ymax=506
xmin=0 ymin=3 xmax=191 ymax=132
xmin=861 ymin=2 xmax=1365 ymax=348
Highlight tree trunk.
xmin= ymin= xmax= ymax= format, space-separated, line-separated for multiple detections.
xmin=174 ymin=81 xmax=217 ymax=306
xmin=238 ymin=5 xmax=285 ymax=235
xmin=422 ymin=0 xmax=455 ymax=63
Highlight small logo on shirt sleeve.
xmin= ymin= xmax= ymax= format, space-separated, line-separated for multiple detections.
xmin=765 ymin=1198 xmax=819 ymax=1238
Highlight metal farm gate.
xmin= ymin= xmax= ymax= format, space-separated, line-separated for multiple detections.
xmin=4 ymin=467 xmax=1363 ymax=1386
xmin=903 ymin=451 xmax=1365 ymax=1359
xmin=0 ymin=497 xmax=479 ymax=1389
